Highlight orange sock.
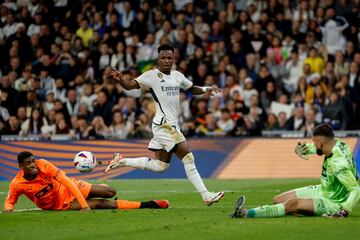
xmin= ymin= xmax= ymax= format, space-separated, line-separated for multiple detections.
xmin=116 ymin=200 xmax=141 ymax=209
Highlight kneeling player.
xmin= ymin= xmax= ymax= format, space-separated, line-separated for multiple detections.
xmin=230 ymin=124 xmax=360 ymax=218
xmin=3 ymin=151 xmax=169 ymax=212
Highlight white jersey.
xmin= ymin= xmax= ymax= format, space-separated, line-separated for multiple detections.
xmin=135 ymin=69 xmax=193 ymax=126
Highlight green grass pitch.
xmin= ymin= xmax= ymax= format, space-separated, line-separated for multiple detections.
xmin=1 ymin=179 xmax=360 ymax=240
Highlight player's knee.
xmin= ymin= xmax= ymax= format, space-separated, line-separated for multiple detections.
xmin=284 ymin=198 xmax=299 ymax=212
xmin=104 ymin=186 xmax=117 ymax=198
xmin=273 ymin=195 xmax=282 ymax=204
xmin=273 ymin=193 xmax=286 ymax=204
xmin=181 ymin=152 xmax=194 ymax=164
xmin=154 ymin=161 xmax=169 ymax=172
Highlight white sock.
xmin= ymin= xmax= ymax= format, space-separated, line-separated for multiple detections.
xmin=182 ymin=153 xmax=209 ymax=199
xmin=123 ymin=157 xmax=169 ymax=172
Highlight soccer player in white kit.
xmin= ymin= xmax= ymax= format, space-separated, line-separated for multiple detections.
xmin=104 ymin=44 xmax=224 ymax=206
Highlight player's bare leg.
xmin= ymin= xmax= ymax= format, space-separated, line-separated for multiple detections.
xmin=273 ymin=190 xmax=297 ymax=204
xmin=87 ymin=184 xmax=117 ymax=199
xmin=284 ymin=198 xmax=314 ymax=216
xmin=104 ymin=150 xmax=171 ymax=173
xmin=69 ymin=198 xmax=169 ymax=210
xmin=231 ymin=195 xmax=314 ymax=218
xmin=174 ymin=141 xmax=224 ymax=206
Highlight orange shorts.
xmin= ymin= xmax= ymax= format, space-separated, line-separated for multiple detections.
xmin=60 ymin=179 xmax=92 ymax=210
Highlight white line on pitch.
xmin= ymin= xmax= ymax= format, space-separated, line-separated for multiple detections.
xmin=0 ymin=189 xmax=281 ymax=195
xmin=0 ymin=208 xmax=42 ymax=213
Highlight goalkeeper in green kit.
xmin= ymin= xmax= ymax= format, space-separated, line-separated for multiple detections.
xmin=231 ymin=123 xmax=360 ymax=218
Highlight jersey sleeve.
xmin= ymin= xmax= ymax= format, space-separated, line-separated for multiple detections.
xmin=341 ymin=187 xmax=360 ymax=213
xmin=177 ymin=72 xmax=193 ymax=90
xmin=38 ymin=159 xmax=64 ymax=179
xmin=135 ymin=71 xmax=153 ymax=88
xmin=332 ymin=160 xmax=360 ymax=212
xmin=55 ymin=174 xmax=89 ymax=209
xmin=3 ymin=182 xmax=21 ymax=211
xmin=330 ymin=157 xmax=359 ymax=192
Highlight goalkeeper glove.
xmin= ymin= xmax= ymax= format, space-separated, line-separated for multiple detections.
xmin=295 ymin=140 xmax=309 ymax=160
xmin=322 ymin=209 xmax=349 ymax=218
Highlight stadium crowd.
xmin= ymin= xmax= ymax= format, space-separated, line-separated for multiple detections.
xmin=0 ymin=0 xmax=360 ymax=139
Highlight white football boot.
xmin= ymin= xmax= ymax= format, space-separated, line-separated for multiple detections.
xmin=104 ymin=153 xmax=125 ymax=173
xmin=203 ymin=191 xmax=225 ymax=206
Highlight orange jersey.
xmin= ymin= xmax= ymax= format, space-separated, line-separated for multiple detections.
xmin=4 ymin=159 xmax=90 ymax=210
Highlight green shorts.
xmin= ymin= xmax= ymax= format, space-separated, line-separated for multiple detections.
xmin=294 ymin=185 xmax=342 ymax=216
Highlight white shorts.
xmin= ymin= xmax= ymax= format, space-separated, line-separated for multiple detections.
xmin=148 ymin=123 xmax=186 ymax=152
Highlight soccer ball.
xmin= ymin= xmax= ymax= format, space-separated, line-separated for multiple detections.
xmin=74 ymin=151 xmax=97 ymax=173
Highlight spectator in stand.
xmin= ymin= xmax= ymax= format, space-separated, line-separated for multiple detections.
xmin=264 ymin=113 xmax=279 ymax=130
xmin=334 ymin=50 xmax=349 ymax=78
xmin=303 ymin=47 xmax=325 ymax=75
xmin=242 ymin=77 xmax=258 ymax=108
xmin=323 ymin=92 xmax=347 ymax=130
xmin=128 ymin=113 xmax=152 ymax=139
xmin=0 ymin=0 xmax=359 ymax=140
xmin=303 ymin=108 xmax=319 ymax=137
xmin=282 ymin=50 xmax=303 ymax=93
xmin=56 ymin=118 xmax=70 ymax=134
xmin=65 ymin=89 xmax=80 ymax=117
xmin=93 ymin=90 xmax=113 ymax=126
xmin=217 ymin=108 xmax=235 ymax=135
xmin=76 ymin=18 xmax=94 ymax=48
xmin=196 ymin=112 xmax=224 ymax=137
xmin=285 ymin=106 xmax=305 ymax=131
xmin=320 ymin=7 xmax=349 ymax=55
xmin=137 ymin=33 xmax=158 ymax=62
xmin=19 ymin=108 xmax=48 ymax=136
xmin=109 ymin=111 xmax=132 ymax=139
xmin=1 ymin=115 xmax=20 ymax=135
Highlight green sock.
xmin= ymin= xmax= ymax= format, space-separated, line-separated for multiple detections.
xmin=246 ymin=203 xmax=285 ymax=218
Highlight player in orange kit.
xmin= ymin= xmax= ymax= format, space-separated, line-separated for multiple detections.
xmin=3 ymin=151 xmax=169 ymax=212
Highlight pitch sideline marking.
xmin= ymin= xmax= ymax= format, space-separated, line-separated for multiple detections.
xmin=0 ymin=189 xmax=281 ymax=195
xmin=0 ymin=208 xmax=42 ymax=214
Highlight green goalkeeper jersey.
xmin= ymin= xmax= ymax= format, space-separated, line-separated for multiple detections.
xmin=306 ymin=138 xmax=360 ymax=212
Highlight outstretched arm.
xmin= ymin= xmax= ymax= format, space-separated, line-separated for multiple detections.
xmin=3 ymin=185 xmax=20 ymax=213
xmin=295 ymin=140 xmax=317 ymax=160
xmin=190 ymin=85 xmax=222 ymax=96
xmin=55 ymin=172 xmax=90 ymax=211
xmin=335 ymin=168 xmax=360 ymax=214
xmin=111 ymin=69 xmax=140 ymax=90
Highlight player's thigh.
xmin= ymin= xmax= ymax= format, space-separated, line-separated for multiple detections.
xmin=273 ymin=185 xmax=320 ymax=203
xmin=87 ymin=184 xmax=117 ymax=199
xmin=154 ymin=149 xmax=173 ymax=163
xmin=273 ymin=190 xmax=297 ymax=204
xmin=284 ymin=198 xmax=315 ymax=216
xmin=173 ymin=141 xmax=191 ymax=159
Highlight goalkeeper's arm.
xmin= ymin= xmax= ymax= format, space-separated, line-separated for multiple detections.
xmin=295 ymin=141 xmax=317 ymax=160
xmin=336 ymin=169 xmax=360 ymax=213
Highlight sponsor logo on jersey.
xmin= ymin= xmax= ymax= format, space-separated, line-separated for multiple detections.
xmin=161 ymin=86 xmax=180 ymax=91
xmin=161 ymin=85 xmax=180 ymax=96
xmin=35 ymin=183 xmax=54 ymax=199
